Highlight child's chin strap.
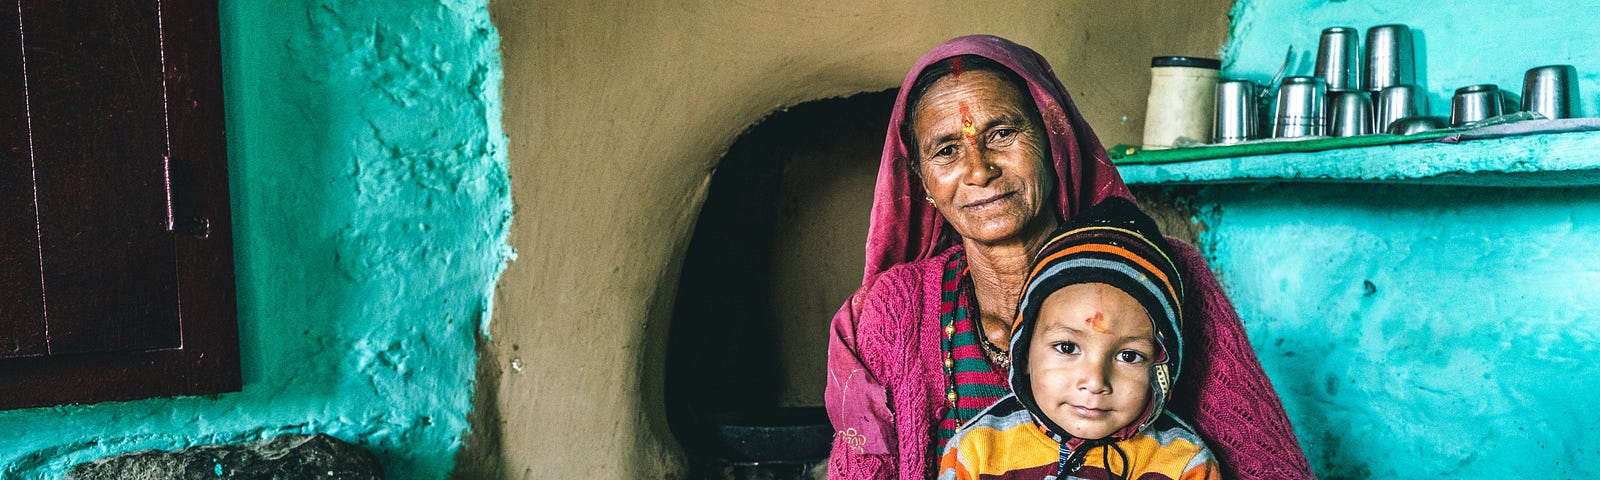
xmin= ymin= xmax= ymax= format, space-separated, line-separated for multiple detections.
xmin=1055 ymin=443 xmax=1085 ymax=478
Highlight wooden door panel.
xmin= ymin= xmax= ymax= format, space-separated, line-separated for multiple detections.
xmin=22 ymin=0 xmax=179 ymax=355
xmin=0 ymin=0 xmax=46 ymax=359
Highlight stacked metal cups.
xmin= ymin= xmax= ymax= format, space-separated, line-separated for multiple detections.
xmin=1316 ymin=27 xmax=1369 ymax=137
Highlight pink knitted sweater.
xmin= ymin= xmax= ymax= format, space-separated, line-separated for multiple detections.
xmin=824 ymin=34 xmax=1313 ymax=480
xmin=825 ymin=243 xmax=1313 ymax=480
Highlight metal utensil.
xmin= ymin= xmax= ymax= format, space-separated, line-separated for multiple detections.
xmin=1374 ymin=85 xmax=1428 ymax=133
xmin=1316 ymin=27 xmax=1360 ymax=92
xmin=1523 ymin=65 xmax=1581 ymax=119
xmin=1273 ymin=76 xmax=1327 ymax=138
xmin=1330 ymin=92 xmax=1373 ymax=137
xmin=1451 ymin=84 xmax=1503 ymax=126
xmin=1387 ymin=115 xmax=1449 ymax=135
xmin=1364 ymin=24 xmax=1415 ymax=92
xmin=1213 ymin=80 xmax=1259 ymax=143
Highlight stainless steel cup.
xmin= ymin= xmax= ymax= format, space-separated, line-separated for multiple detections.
xmin=1364 ymin=24 xmax=1415 ymax=92
xmin=1375 ymin=85 xmax=1428 ymax=133
xmin=1522 ymin=65 xmax=1581 ymax=119
xmin=1330 ymin=92 xmax=1373 ymax=137
xmin=1316 ymin=27 xmax=1361 ymax=92
xmin=1212 ymin=80 xmax=1259 ymax=143
xmin=1274 ymin=76 xmax=1327 ymax=138
xmin=1451 ymin=84 xmax=1503 ymax=126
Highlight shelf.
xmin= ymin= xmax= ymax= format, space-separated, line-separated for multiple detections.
xmin=1118 ymin=130 xmax=1600 ymax=187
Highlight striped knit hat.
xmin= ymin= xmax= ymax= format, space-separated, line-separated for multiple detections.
xmin=1007 ymin=196 xmax=1186 ymax=444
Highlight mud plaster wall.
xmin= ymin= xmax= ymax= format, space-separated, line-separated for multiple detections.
xmin=0 ymin=1 xmax=510 ymax=479
xmin=1184 ymin=1 xmax=1600 ymax=477
xmin=480 ymin=1 xmax=1232 ymax=478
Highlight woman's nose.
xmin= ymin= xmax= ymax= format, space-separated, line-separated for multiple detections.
xmin=959 ymin=149 xmax=1001 ymax=185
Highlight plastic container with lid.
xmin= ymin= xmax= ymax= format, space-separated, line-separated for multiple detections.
xmin=1143 ymin=56 xmax=1222 ymax=149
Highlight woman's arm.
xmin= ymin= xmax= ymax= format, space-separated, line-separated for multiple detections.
xmin=825 ymin=277 xmax=900 ymax=479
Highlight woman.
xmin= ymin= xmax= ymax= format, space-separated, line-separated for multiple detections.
xmin=825 ymin=35 xmax=1314 ymax=479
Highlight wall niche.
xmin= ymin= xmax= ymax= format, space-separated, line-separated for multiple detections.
xmin=665 ymin=90 xmax=892 ymax=471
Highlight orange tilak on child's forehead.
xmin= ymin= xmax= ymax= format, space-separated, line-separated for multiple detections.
xmin=1085 ymin=312 xmax=1109 ymax=334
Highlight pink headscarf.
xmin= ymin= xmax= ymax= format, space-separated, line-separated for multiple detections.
xmin=828 ymin=35 xmax=1316 ymax=479
xmin=862 ymin=34 xmax=1131 ymax=281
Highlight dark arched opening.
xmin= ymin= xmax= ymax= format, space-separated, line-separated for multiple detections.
xmin=664 ymin=90 xmax=896 ymax=477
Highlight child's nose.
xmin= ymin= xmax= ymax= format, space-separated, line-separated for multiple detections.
xmin=1075 ymin=359 xmax=1113 ymax=394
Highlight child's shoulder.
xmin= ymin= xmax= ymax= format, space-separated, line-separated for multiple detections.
xmin=1121 ymin=412 xmax=1217 ymax=475
xmin=1144 ymin=411 xmax=1209 ymax=448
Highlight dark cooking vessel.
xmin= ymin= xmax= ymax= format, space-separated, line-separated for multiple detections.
xmin=708 ymin=407 xmax=832 ymax=462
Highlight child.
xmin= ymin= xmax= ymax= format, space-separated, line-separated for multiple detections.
xmin=937 ymin=198 xmax=1219 ymax=480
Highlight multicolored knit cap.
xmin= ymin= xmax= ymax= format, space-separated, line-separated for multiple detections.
xmin=1007 ymin=197 xmax=1186 ymax=447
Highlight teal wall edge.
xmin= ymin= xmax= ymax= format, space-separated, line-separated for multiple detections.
xmin=1199 ymin=1 xmax=1600 ymax=477
xmin=0 ymin=1 xmax=512 ymax=478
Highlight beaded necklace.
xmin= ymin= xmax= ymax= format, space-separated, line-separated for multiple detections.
xmin=934 ymin=251 xmax=1011 ymax=450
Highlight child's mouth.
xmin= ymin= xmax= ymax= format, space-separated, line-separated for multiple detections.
xmin=1069 ymin=404 xmax=1108 ymax=418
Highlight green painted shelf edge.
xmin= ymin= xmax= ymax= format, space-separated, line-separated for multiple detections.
xmin=1118 ymin=130 xmax=1600 ymax=187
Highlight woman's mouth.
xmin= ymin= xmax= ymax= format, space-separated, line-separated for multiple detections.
xmin=963 ymin=191 xmax=1015 ymax=210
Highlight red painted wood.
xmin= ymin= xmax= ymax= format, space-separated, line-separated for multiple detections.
xmin=0 ymin=1 xmax=46 ymax=359
xmin=161 ymin=0 xmax=240 ymax=395
xmin=0 ymin=0 xmax=238 ymax=409
xmin=22 ymin=0 xmax=181 ymax=355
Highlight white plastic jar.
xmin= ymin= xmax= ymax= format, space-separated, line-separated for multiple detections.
xmin=1142 ymin=56 xmax=1221 ymax=149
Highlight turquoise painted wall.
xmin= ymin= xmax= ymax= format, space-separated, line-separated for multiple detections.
xmin=1194 ymin=185 xmax=1600 ymax=478
xmin=0 ymin=1 xmax=510 ymax=479
xmin=1226 ymin=0 xmax=1600 ymax=120
xmin=1201 ymin=1 xmax=1600 ymax=477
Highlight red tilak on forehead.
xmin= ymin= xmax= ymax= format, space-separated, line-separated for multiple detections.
xmin=1086 ymin=312 xmax=1109 ymax=334
xmin=959 ymin=101 xmax=977 ymax=144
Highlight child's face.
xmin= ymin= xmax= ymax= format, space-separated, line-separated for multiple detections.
xmin=1027 ymin=283 xmax=1157 ymax=440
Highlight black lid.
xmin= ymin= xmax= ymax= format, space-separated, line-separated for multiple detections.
xmin=1151 ymin=56 xmax=1221 ymax=69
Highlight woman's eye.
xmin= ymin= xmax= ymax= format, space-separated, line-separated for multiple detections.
xmin=988 ymin=128 xmax=1018 ymax=145
xmin=1116 ymin=350 xmax=1147 ymax=363
xmin=925 ymin=144 xmax=958 ymax=164
xmin=1051 ymin=342 xmax=1079 ymax=355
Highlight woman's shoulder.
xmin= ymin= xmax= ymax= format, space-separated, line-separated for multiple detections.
xmin=860 ymin=245 xmax=959 ymax=305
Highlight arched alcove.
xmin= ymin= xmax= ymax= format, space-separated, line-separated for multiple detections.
xmin=481 ymin=3 xmax=1233 ymax=476
xmin=664 ymin=90 xmax=895 ymax=473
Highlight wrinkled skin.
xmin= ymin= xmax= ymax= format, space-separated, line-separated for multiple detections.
xmin=910 ymin=69 xmax=1059 ymax=349
xmin=910 ymin=70 xmax=1056 ymax=249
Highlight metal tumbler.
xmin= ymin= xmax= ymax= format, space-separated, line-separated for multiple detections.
xmin=1364 ymin=24 xmax=1415 ymax=92
xmin=1330 ymin=92 xmax=1373 ymax=137
xmin=1316 ymin=27 xmax=1361 ymax=92
xmin=1274 ymin=76 xmax=1327 ymax=138
xmin=1375 ymin=85 xmax=1428 ymax=134
xmin=1522 ymin=65 xmax=1581 ymax=119
xmin=1212 ymin=80 xmax=1259 ymax=144
xmin=1451 ymin=84 xmax=1503 ymax=126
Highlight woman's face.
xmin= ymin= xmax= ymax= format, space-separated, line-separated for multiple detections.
xmin=910 ymin=69 xmax=1055 ymax=246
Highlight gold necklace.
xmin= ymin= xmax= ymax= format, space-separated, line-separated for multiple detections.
xmin=973 ymin=317 xmax=1011 ymax=369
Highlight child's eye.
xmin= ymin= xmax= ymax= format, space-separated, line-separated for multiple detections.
xmin=1051 ymin=342 xmax=1079 ymax=355
xmin=1116 ymin=350 xmax=1147 ymax=364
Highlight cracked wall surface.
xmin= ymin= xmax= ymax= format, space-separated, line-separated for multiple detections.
xmin=0 ymin=1 xmax=511 ymax=478
xmin=1194 ymin=184 xmax=1600 ymax=478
